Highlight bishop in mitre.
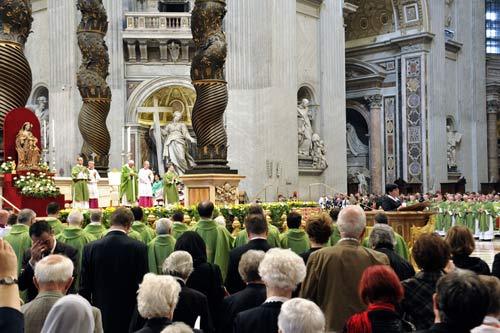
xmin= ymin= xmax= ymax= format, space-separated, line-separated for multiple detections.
xmin=120 ymin=160 xmax=139 ymax=206
xmin=72 ymin=156 xmax=90 ymax=209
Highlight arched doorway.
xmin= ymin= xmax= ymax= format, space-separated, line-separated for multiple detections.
xmin=346 ymin=103 xmax=370 ymax=194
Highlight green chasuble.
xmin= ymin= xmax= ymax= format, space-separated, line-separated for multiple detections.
xmin=4 ymin=224 xmax=32 ymax=276
xmin=147 ymin=235 xmax=176 ymax=274
xmin=46 ymin=217 xmax=66 ymax=235
xmin=172 ymin=222 xmax=190 ymax=240
xmin=132 ymin=221 xmax=156 ymax=244
xmin=71 ymin=164 xmax=90 ymax=202
xmin=128 ymin=229 xmax=143 ymax=242
xmin=192 ymin=219 xmax=234 ymax=280
xmin=280 ymin=228 xmax=310 ymax=255
xmin=119 ymin=165 xmax=139 ymax=203
xmin=362 ymin=228 xmax=410 ymax=260
xmin=83 ymin=223 xmax=107 ymax=240
xmin=234 ymin=223 xmax=281 ymax=248
xmin=163 ymin=171 xmax=179 ymax=204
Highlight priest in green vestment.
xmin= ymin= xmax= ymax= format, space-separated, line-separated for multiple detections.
xmin=83 ymin=209 xmax=107 ymax=239
xmin=71 ymin=157 xmax=90 ymax=209
xmin=147 ymin=218 xmax=176 ymax=273
xmin=120 ymin=160 xmax=139 ymax=206
xmin=4 ymin=209 xmax=36 ymax=275
xmin=191 ymin=201 xmax=234 ymax=280
xmin=131 ymin=207 xmax=156 ymax=244
xmin=45 ymin=202 xmax=66 ymax=235
xmin=171 ymin=211 xmax=190 ymax=239
xmin=279 ymin=212 xmax=310 ymax=255
xmin=163 ymin=164 xmax=179 ymax=204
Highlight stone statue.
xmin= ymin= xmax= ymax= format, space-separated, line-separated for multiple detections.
xmin=346 ymin=123 xmax=369 ymax=156
xmin=29 ymin=96 xmax=50 ymax=147
xmin=311 ymin=133 xmax=327 ymax=169
xmin=297 ymin=98 xmax=313 ymax=156
xmin=161 ymin=111 xmax=197 ymax=174
xmin=16 ymin=122 xmax=41 ymax=171
xmin=356 ymin=170 xmax=369 ymax=195
xmin=168 ymin=41 xmax=180 ymax=62
xmin=447 ymin=125 xmax=462 ymax=170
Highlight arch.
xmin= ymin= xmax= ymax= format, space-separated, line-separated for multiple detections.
xmin=297 ymin=83 xmax=317 ymax=103
xmin=345 ymin=58 xmax=386 ymax=91
xmin=30 ymin=83 xmax=49 ymax=105
xmin=346 ymin=100 xmax=370 ymax=135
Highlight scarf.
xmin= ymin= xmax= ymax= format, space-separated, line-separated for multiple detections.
xmin=345 ymin=303 xmax=396 ymax=333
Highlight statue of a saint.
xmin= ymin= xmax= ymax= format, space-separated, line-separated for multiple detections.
xmin=297 ymin=98 xmax=313 ymax=156
xmin=346 ymin=123 xmax=369 ymax=156
xmin=15 ymin=122 xmax=41 ymax=170
xmin=447 ymin=125 xmax=462 ymax=170
xmin=168 ymin=42 xmax=180 ymax=62
xmin=356 ymin=170 xmax=369 ymax=195
xmin=311 ymin=133 xmax=328 ymax=169
xmin=161 ymin=111 xmax=196 ymax=175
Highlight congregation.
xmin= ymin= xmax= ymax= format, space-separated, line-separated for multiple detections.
xmin=0 ymin=198 xmax=499 ymax=333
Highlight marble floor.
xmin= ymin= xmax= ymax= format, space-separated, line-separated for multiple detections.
xmin=472 ymin=239 xmax=500 ymax=269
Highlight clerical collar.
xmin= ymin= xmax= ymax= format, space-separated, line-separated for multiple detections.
xmin=265 ymin=296 xmax=289 ymax=304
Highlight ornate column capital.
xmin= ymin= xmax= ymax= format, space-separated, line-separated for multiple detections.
xmin=365 ymin=94 xmax=383 ymax=109
xmin=487 ymin=100 xmax=500 ymax=114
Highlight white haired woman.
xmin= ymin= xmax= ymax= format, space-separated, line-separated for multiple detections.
xmin=278 ymin=298 xmax=325 ymax=333
xmin=148 ymin=218 xmax=176 ymax=274
xmin=233 ymin=248 xmax=307 ymax=333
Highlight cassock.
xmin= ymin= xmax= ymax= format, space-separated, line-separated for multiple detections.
xmin=120 ymin=164 xmax=139 ymax=206
xmin=88 ymin=168 xmax=101 ymax=208
xmin=138 ymin=167 xmax=154 ymax=207
xmin=72 ymin=164 xmax=89 ymax=209
xmin=381 ymin=195 xmax=402 ymax=211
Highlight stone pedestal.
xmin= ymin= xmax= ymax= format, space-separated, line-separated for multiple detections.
xmin=180 ymin=174 xmax=245 ymax=206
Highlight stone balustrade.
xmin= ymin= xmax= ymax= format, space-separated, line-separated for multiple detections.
xmin=125 ymin=12 xmax=191 ymax=31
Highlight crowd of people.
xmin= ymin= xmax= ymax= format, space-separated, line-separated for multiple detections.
xmin=0 ymin=196 xmax=499 ymax=333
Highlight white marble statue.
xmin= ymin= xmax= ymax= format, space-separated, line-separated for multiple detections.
xmin=346 ymin=123 xmax=369 ymax=156
xmin=168 ymin=42 xmax=180 ymax=62
xmin=356 ymin=171 xmax=369 ymax=195
xmin=297 ymin=98 xmax=313 ymax=156
xmin=311 ymin=133 xmax=327 ymax=169
xmin=161 ymin=111 xmax=196 ymax=175
xmin=447 ymin=125 xmax=462 ymax=169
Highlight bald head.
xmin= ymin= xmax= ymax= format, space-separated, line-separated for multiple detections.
xmin=0 ymin=210 xmax=9 ymax=226
xmin=337 ymin=205 xmax=366 ymax=239
xmin=34 ymin=254 xmax=74 ymax=293
xmin=197 ymin=201 xmax=214 ymax=219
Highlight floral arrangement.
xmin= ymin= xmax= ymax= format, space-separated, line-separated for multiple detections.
xmin=14 ymin=172 xmax=61 ymax=198
xmin=0 ymin=157 xmax=16 ymax=174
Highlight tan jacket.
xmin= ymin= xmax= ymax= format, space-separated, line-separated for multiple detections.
xmin=300 ymin=239 xmax=389 ymax=332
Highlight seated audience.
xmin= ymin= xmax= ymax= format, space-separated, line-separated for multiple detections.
xmin=362 ymin=213 xmax=409 ymax=260
xmin=4 ymin=208 xmax=36 ymax=275
xmin=471 ymin=275 xmax=500 ymax=333
xmin=132 ymin=206 xmax=156 ymax=244
xmin=148 ymin=218 xmax=176 ymax=274
xmin=83 ymin=209 xmax=107 ymax=239
xmin=401 ymin=233 xmax=451 ymax=330
xmin=226 ymin=213 xmax=271 ymax=294
xmin=278 ymin=298 xmax=326 ymax=333
xmin=301 ymin=205 xmax=389 ymax=332
xmin=416 ymin=270 xmax=489 ymax=333
xmin=46 ymin=202 xmax=65 ymax=235
xmin=171 ymin=211 xmax=189 ymax=240
xmin=233 ymin=248 xmax=306 ymax=333
xmin=344 ymin=265 xmax=414 ymax=333
xmin=0 ymin=238 xmax=24 ymax=333
xmin=445 ymin=226 xmax=491 ymax=275
xmin=301 ymin=213 xmax=333 ymax=264
xmin=221 ymin=250 xmax=267 ymax=332
xmin=19 ymin=221 xmax=78 ymax=302
xmin=280 ymin=211 xmax=310 ymax=255
xmin=134 ymin=273 xmax=181 ymax=333
xmin=41 ymin=294 xmax=99 ymax=333
xmin=22 ymin=254 xmax=102 ymax=333
xmin=368 ymin=224 xmax=415 ymax=281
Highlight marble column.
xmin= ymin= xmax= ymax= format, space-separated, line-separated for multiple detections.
xmin=487 ymin=100 xmax=499 ymax=182
xmin=366 ymin=94 xmax=383 ymax=194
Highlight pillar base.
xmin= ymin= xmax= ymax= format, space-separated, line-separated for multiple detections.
xmin=180 ymin=173 xmax=245 ymax=206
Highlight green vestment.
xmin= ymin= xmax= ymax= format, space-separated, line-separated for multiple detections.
xmin=234 ymin=223 xmax=281 ymax=248
xmin=163 ymin=171 xmax=179 ymax=204
xmin=147 ymin=235 xmax=176 ymax=274
xmin=172 ymin=222 xmax=189 ymax=240
xmin=128 ymin=229 xmax=143 ymax=241
xmin=279 ymin=228 xmax=310 ymax=255
xmin=192 ymin=219 xmax=234 ymax=280
xmin=46 ymin=217 xmax=66 ymax=235
xmin=119 ymin=165 xmax=139 ymax=203
xmin=132 ymin=221 xmax=156 ymax=244
xmin=4 ymin=224 xmax=32 ymax=276
xmin=83 ymin=223 xmax=107 ymax=240
xmin=71 ymin=165 xmax=90 ymax=202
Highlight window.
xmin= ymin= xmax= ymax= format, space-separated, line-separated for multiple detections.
xmin=487 ymin=0 xmax=500 ymax=54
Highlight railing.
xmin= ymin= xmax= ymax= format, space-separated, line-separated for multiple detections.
xmin=125 ymin=12 xmax=191 ymax=31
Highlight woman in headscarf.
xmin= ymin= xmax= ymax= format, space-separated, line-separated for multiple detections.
xmin=41 ymin=294 xmax=99 ymax=333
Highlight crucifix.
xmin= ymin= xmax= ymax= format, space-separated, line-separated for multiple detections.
xmin=137 ymin=97 xmax=173 ymax=175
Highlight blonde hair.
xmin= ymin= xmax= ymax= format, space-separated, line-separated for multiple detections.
xmin=259 ymin=248 xmax=306 ymax=290
xmin=137 ymin=273 xmax=181 ymax=318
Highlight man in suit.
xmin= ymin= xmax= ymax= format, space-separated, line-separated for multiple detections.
xmin=18 ymin=221 xmax=78 ymax=302
xmin=80 ymin=207 xmax=148 ymax=333
xmin=381 ymin=183 xmax=403 ymax=211
xmin=21 ymin=254 xmax=102 ymax=333
xmin=226 ymin=213 xmax=270 ymax=294
xmin=222 ymin=250 xmax=266 ymax=333
xmin=300 ymin=205 xmax=389 ymax=332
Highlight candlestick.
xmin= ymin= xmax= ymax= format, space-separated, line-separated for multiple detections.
xmin=42 ymin=120 xmax=47 ymax=150
xmin=51 ymin=119 xmax=55 ymax=149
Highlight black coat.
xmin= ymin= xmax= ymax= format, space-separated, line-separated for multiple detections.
xmin=80 ymin=230 xmax=148 ymax=333
xmin=221 ymin=283 xmax=267 ymax=333
xmin=0 ymin=307 xmax=23 ymax=333
xmin=18 ymin=241 xmax=78 ymax=302
xmin=381 ymin=196 xmax=402 ymax=211
xmin=374 ymin=246 xmax=415 ymax=281
xmin=415 ymin=323 xmax=471 ymax=333
xmin=300 ymin=247 xmax=322 ymax=265
xmin=493 ymin=253 xmax=500 ymax=279
xmin=452 ymin=255 xmax=491 ymax=275
xmin=233 ymin=301 xmax=283 ymax=333
xmin=225 ymin=239 xmax=271 ymax=294
xmin=134 ymin=318 xmax=202 ymax=333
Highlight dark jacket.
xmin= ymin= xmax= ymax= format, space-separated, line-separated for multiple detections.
xmin=233 ymin=301 xmax=283 ymax=333
xmin=343 ymin=309 xmax=415 ymax=333
xmin=134 ymin=318 xmax=202 ymax=333
xmin=80 ymin=230 xmax=148 ymax=333
xmin=415 ymin=322 xmax=471 ymax=333
xmin=19 ymin=241 xmax=78 ymax=302
xmin=221 ymin=283 xmax=267 ymax=333
xmin=300 ymin=247 xmax=322 ymax=265
xmin=0 ymin=308 xmax=23 ymax=333
xmin=452 ymin=255 xmax=491 ymax=275
xmin=225 ymin=239 xmax=271 ymax=294
xmin=493 ymin=253 xmax=500 ymax=279
xmin=374 ymin=246 xmax=415 ymax=281
xmin=381 ymin=196 xmax=402 ymax=211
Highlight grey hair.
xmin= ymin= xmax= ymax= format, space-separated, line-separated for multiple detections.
xmin=67 ymin=210 xmax=84 ymax=226
xmin=90 ymin=209 xmax=102 ymax=223
xmin=34 ymin=254 xmax=74 ymax=284
xmin=337 ymin=205 xmax=366 ymax=239
xmin=156 ymin=218 xmax=172 ymax=235
xmin=161 ymin=322 xmax=194 ymax=333
xmin=259 ymin=248 xmax=306 ymax=290
xmin=278 ymin=298 xmax=325 ymax=333
xmin=137 ymin=274 xmax=181 ymax=319
xmin=369 ymin=224 xmax=396 ymax=248
xmin=17 ymin=208 xmax=36 ymax=225
xmin=238 ymin=250 xmax=265 ymax=283
xmin=163 ymin=251 xmax=194 ymax=280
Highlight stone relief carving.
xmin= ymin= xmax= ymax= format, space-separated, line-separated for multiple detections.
xmin=345 ymin=0 xmax=394 ymax=41
xmin=395 ymin=0 xmax=423 ymax=29
xmin=311 ymin=134 xmax=328 ymax=170
xmin=346 ymin=123 xmax=369 ymax=157
xmin=297 ymin=98 xmax=327 ymax=173
xmin=215 ymin=182 xmax=237 ymax=204
xmin=168 ymin=41 xmax=180 ymax=61
xmin=447 ymin=125 xmax=462 ymax=171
